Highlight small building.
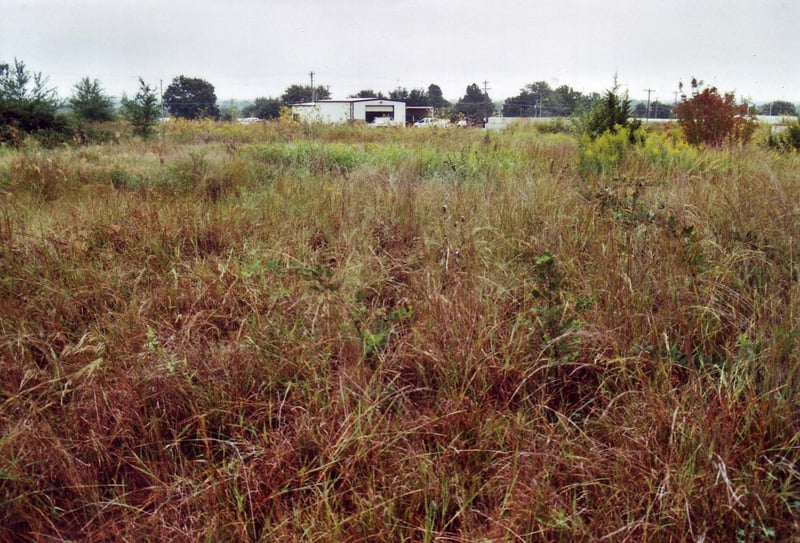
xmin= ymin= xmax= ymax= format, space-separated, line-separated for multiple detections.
xmin=291 ymin=98 xmax=406 ymax=126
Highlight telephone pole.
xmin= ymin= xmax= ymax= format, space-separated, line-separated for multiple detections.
xmin=672 ymin=91 xmax=679 ymax=119
xmin=482 ymin=80 xmax=491 ymax=119
xmin=643 ymin=88 xmax=655 ymax=120
xmin=309 ymin=71 xmax=316 ymax=103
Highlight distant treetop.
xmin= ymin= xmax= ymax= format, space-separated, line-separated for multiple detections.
xmin=163 ymin=76 xmax=220 ymax=120
xmin=282 ymin=84 xmax=331 ymax=104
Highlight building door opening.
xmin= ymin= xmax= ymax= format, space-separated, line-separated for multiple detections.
xmin=365 ymin=105 xmax=394 ymax=123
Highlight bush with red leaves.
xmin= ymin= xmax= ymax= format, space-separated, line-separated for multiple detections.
xmin=675 ymin=78 xmax=756 ymax=147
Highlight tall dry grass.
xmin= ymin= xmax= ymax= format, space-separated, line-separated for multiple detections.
xmin=0 ymin=121 xmax=798 ymax=541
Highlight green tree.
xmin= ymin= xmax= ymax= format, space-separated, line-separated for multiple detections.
xmin=388 ymin=87 xmax=410 ymax=102
xmin=455 ymin=83 xmax=492 ymax=122
xmin=281 ymin=84 xmax=331 ymax=104
xmin=503 ymin=81 xmax=578 ymax=117
xmin=241 ymin=97 xmax=282 ymax=119
xmin=163 ymin=76 xmax=220 ymax=120
xmin=120 ymin=77 xmax=160 ymax=139
xmin=581 ymin=78 xmax=640 ymax=139
xmin=69 ymin=77 xmax=114 ymax=122
xmin=0 ymin=58 xmax=68 ymax=145
xmin=388 ymin=86 xmax=437 ymax=106
xmin=348 ymin=89 xmax=386 ymax=99
xmin=552 ymin=84 xmax=587 ymax=116
xmin=0 ymin=59 xmax=58 ymax=105
xmin=760 ymin=100 xmax=796 ymax=116
xmin=406 ymin=88 xmax=430 ymax=107
xmin=675 ymin=78 xmax=755 ymax=146
xmin=428 ymin=84 xmax=450 ymax=109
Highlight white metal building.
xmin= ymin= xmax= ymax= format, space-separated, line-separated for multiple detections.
xmin=291 ymin=98 xmax=406 ymax=126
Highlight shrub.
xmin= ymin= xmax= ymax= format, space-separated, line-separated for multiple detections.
xmin=69 ymin=77 xmax=115 ymax=122
xmin=535 ymin=117 xmax=573 ymax=135
xmin=120 ymin=77 xmax=160 ymax=139
xmin=0 ymin=58 xmax=74 ymax=147
xmin=579 ymin=123 xmax=703 ymax=180
xmin=765 ymin=118 xmax=800 ymax=152
xmin=579 ymin=79 xmax=641 ymax=140
xmin=637 ymin=126 xmax=699 ymax=170
xmin=578 ymin=125 xmax=639 ymax=177
xmin=674 ymin=79 xmax=756 ymax=147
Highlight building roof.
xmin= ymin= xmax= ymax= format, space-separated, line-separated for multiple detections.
xmin=292 ymin=98 xmax=405 ymax=106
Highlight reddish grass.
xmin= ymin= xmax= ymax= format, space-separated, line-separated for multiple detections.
xmin=1 ymin=122 xmax=798 ymax=541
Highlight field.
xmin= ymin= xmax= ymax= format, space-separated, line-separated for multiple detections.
xmin=1 ymin=119 xmax=799 ymax=541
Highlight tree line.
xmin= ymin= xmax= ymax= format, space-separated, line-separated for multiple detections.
xmin=243 ymin=82 xmax=490 ymax=123
xmin=0 ymin=59 xmax=500 ymax=143
xmin=2 ymin=56 xmax=798 ymax=147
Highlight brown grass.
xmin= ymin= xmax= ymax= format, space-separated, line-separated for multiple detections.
xmin=0 ymin=121 xmax=798 ymax=541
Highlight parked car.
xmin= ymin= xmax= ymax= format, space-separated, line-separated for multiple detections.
xmin=369 ymin=117 xmax=395 ymax=127
xmin=414 ymin=117 xmax=450 ymax=128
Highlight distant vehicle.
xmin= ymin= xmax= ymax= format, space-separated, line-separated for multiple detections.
xmin=238 ymin=117 xmax=262 ymax=124
xmin=414 ymin=117 xmax=450 ymax=128
xmin=369 ymin=116 xmax=397 ymax=127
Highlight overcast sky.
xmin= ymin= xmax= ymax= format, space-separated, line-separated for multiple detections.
xmin=3 ymin=0 xmax=799 ymax=105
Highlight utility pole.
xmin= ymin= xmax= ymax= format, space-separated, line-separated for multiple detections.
xmin=644 ymin=88 xmax=655 ymax=120
xmin=672 ymin=91 xmax=679 ymax=119
xmin=159 ymin=79 xmax=165 ymax=139
xmin=482 ymin=80 xmax=491 ymax=120
xmin=309 ymin=71 xmax=316 ymax=103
